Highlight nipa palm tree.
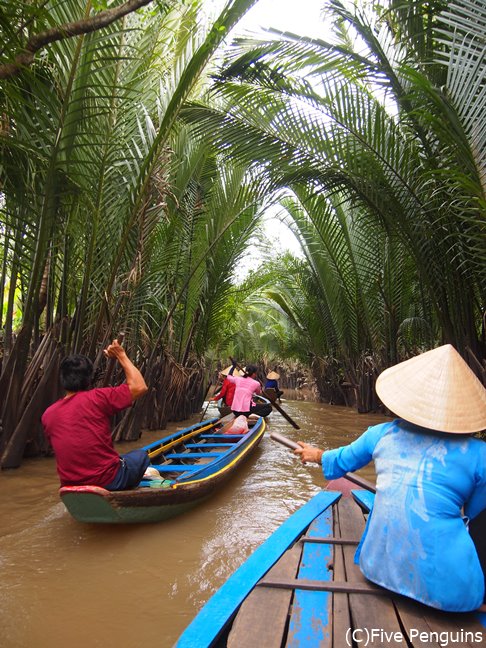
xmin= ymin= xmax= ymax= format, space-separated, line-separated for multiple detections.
xmin=180 ymin=0 xmax=485 ymax=385
xmin=0 ymin=0 xmax=262 ymax=466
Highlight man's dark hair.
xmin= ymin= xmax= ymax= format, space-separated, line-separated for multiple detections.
xmin=60 ymin=354 xmax=94 ymax=392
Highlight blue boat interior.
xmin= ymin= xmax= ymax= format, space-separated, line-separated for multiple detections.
xmin=176 ymin=489 xmax=486 ymax=648
xmin=138 ymin=417 xmax=263 ymax=487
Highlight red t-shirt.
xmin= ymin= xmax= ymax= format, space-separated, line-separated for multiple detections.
xmin=42 ymin=384 xmax=132 ymax=487
xmin=214 ymin=378 xmax=236 ymax=406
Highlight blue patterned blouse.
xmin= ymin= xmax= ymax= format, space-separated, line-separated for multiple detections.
xmin=322 ymin=419 xmax=486 ymax=611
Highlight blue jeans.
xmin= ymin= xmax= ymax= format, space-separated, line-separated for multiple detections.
xmin=105 ymin=449 xmax=150 ymax=491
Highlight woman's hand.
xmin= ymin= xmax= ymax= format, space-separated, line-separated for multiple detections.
xmin=294 ymin=441 xmax=324 ymax=465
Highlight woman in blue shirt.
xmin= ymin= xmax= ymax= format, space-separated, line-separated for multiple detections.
xmin=264 ymin=371 xmax=283 ymax=398
xmin=295 ymin=344 xmax=486 ymax=612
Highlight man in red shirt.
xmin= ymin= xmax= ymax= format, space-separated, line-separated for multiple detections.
xmin=42 ymin=339 xmax=149 ymax=490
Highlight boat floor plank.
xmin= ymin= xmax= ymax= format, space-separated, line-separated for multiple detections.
xmin=227 ymin=544 xmax=303 ymax=648
xmin=395 ymin=597 xmax=485 ymax=648
xmin=338 ymin=498 xmax=405 ymax=648
xmin=392 ymin=595 xmax=463 ymax=648
xmin=332 ymin=500 xmax=351 ymax=648
xmin=286 ymin=506 xmax=334 ymax=647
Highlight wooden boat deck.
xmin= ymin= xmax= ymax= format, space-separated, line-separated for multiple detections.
xmin=225 ymin=493 xmax=485 ymax=648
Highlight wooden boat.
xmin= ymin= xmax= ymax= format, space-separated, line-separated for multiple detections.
xmin=262 ymin=386 xmax=280 ymax=402
xmin=59 ymin=415 xmax=266 ymax=524
xmin=175 ymin=482 xmax=486 ymax=647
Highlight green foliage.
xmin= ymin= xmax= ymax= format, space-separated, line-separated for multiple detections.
xmin=0 ymin=0 xmax=266 ymax=393
xmin=1 ymin=0 xmax=485 ymax=411
xmin=191 ymin=0 xmax=485 ymax=374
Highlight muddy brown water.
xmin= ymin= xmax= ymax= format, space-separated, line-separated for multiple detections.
xmin=0 ymin=400 xmax=387 ymax=648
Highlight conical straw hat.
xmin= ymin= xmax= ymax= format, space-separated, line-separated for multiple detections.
xmin=267 ymin=371 xmax=280 ymax=380
xmin=375 ymin=344 xmax=486 ymax=433
xmin=220 ymin=365 xmax=242 ymax=377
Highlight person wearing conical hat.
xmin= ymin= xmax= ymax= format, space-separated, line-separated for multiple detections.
xmin=209 ymin=364 xmax=241 ymax=410
xmin=294 ymin=344 xmax=486 ymax=612
xmin=264 ymin=370 xmax=283 ymax=398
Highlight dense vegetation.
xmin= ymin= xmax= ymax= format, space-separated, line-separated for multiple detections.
xmin=1 ymin=0 xmax=485 ymax=466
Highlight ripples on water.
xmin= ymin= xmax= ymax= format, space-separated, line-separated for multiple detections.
xmin=0 ymin=400 xmax=387 ymax=648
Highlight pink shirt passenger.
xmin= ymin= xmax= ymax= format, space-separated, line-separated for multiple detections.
xmin=226 ymin=374 xmax=261 ymax=413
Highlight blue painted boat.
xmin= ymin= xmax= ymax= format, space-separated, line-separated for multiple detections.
xmin=175 ymin=484 xmax=486 ymax=647
xmin=59 ymin=415 xmax=266 ymax=524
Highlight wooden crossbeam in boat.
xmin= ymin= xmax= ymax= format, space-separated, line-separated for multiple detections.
xmin=199 ymin=434 xmax=245 ymax=440
xmin=257 ymin=577 xmax=387 ymax=595
xmin=300 ymin=535 xmax=360 ymax=545
xmin=165 ymin=452 xmax=223 ymax=459
xmin=151 ymin=464 xmax=201 ymax=472
xmin=185 ymin=443 xmax=233 ymax=448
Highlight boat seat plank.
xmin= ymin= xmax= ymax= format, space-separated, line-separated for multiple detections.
xmin=339 ymin=498 xmax=405 ymax=647
xmin=150 ymin=464 xmax=201 ymax=472
xmin=287 ymin=505 xmax=334 ymax=647
xmin=199 ymin=434 xmax=245 ymax=440
xmin=164 ymin=452 xmax=222 ymax=459
xmin=227 ymin=544 xmax=303 ymax=648
xmin=352 ymin=489 xmax=375 ymax=513
xmin=142 ymin=418 xmax=218 ymax=451
xmin=258 ymin=578 xmax=388 ymax=595
xmin=185 ymin=443 xmax=233 ymax=448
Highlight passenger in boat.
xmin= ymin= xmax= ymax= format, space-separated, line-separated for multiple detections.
xmin=209 ymin=364 xmax=239 ymax=408
xmin=294 ymin=344 xmax=486 ymax=613
xmin=225 ymin=364 xmax=264 ymax=418
xmin=264 ymin=371 xmax=284 ymax=398
xmin=42 ymin=339 xmax=150 ymax=491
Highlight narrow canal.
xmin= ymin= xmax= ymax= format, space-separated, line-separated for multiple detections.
xmin=0 ymin=400 xmax=387 ymax=648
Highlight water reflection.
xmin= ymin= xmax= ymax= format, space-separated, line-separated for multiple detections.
xmin=0 ymin=400 xmax=388 ymax=648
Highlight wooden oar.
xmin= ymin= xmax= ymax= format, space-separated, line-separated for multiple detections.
xmin=199 ymin=380 xmax=213 ymax=422
xmin=270 ymin=432 xmax=376 ymax=494
xmin=263 ymin=390 xmax=300 ymax=429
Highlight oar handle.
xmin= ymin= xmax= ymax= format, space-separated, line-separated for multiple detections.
xmin=269 ymin=432 xmax=376 ymax=494
xmin=199 ymin=380 xmax=213 ymax=422
xmin=342 ymin=472 xmax=376 ymax=493
xmin=270 ymin=432 xmax=299 ymax=449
